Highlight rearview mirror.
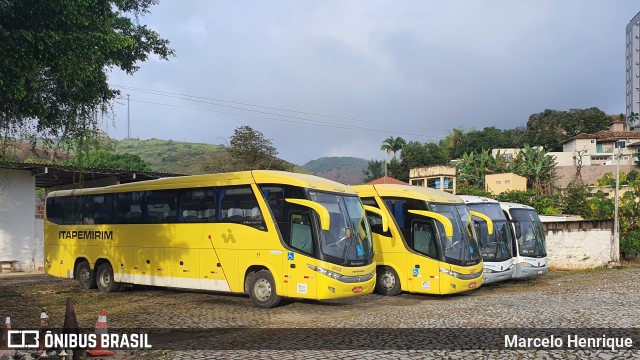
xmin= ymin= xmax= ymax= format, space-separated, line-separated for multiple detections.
xmin=469 ymin=211 xmax=494 ymax=235
xmin=363 ymin=205 xmax=389 ymax=232
xmin=408 ymin=210 xmax=453 ymax=237
xmin=285 ymin=198 xmax=330 ymax=231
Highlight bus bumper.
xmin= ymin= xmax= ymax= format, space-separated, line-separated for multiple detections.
xmin=483 ymin=268 xmax=515 ymax=284
xmin=315 ymin=275 xmax=376 ymax=300
xmin=513 ymin=264 xmax=548 ymax=279
xmin=439 ymin=275 xmax=483 ymax=295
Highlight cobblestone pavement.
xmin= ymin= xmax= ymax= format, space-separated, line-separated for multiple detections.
xmin=1 ymin=264 xmax=639 ymax=359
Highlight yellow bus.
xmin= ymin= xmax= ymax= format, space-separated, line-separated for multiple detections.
xmin=352 ymin=184 xmax=487 ymax=295
xmin=44 ymin=170 xmax=376 ymax=308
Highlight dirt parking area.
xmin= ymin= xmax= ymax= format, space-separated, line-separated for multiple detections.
xmin=1 ymin=264 xmax=639 ymax=359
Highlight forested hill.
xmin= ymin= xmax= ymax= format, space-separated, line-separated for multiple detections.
xmin=302 ymin=157 xmax=368 ymax=185
xmin=115 ymin=139 xmax=224 ymax=174
xmin=115 ymin=138 xmax=307 ymax=175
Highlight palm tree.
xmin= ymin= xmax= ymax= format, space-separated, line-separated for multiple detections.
xmin=628 ymin=112 xmax=639 ymax=130
xmin=380 ymin=136 xmax=406 ymax=159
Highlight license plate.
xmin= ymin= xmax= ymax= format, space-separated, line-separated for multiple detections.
xmin=537 ymin=270 xmax=544 ymax=275
xmin=498 ymin=275 xmax=505 ymax=280
xmin=469 ymin=282 xmax=477 ymax=289
xmin=352 ymin=286 xmax=363 ymax=293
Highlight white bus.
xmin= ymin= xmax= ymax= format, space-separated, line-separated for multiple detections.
xmin=500 ymin=202 xmax=548 ymax=279
xmin=458 ymin=195 xmax=515 ymax=283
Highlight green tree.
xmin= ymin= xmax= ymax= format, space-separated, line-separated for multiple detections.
xmin=525 ymin=108 xmax=609 ymax=151
xmin=586 ymin=190 xmax=614 ymax=220
xmin=380 ymin=136 xmax=406 ymax=159
xmin=0 ymin=0 xmax=174 ymax=157
xmin=65 ymin=149 xmax=150 ymax=171
xmin=363 ymin=160 xmax=384 ymax=183
xmin=201 ymin=126 xmax=293 ymax=173
xmin=561 ymin=180 xmax=590 ymax=217
xmin=516 ymin=145 xmax=556 ymax=195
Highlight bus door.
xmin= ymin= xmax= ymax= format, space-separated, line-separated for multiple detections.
xmin=406 ymin=220 xmax=441 ymax=294
xmin=283 ymin=210 xmax=318 ymax=299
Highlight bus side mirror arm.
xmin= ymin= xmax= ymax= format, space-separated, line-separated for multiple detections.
xmin=408 ymin=210 xmax=453 ymax=238
xmin=285 ymin=198 xmax=331 ymax=231
xmin=363 ymin=205 xmax=389 ymax=232
xmin=469 ymin=211 xmax=494 ymax=235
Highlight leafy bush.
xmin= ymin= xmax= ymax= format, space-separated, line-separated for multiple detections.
xmin=561 ymin=180 xmax=590 ymax=217
xmin=456 ymin=184 xmax=494 ymax=198
xmin=621 ymin=230 xmax=640 ymax=259
xmin=496 ymin=190 xmax=559 ymax=215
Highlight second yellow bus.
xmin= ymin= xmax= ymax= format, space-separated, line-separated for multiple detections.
xmin=353 ymin=184 xmax=486 ymax=295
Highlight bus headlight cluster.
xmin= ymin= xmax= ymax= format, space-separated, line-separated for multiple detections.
xmin=439 ymin=267 xmax=483 ymax=280
xmin=519 ymin=262 xmax=534 ymax=267
xmin=307 ymin=264 xmax=374 ymax=283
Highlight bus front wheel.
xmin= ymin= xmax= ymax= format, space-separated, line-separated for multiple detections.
xmin=96 ymin=263 xmax=121 ymax=293
xmin=249 ymin=270 xmax=281 ymax=308
xmin=75 ymin=260 xmax=96 ymax=290
xmin=376 ymin=266 xmax=401 ymax=296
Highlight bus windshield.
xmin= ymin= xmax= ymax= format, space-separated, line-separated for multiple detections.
xmin=429 ymin=203 xmax=482 ymax=266
xmin=308 ymin=191 xmax=374 ymax=266
xmin=509 ymin=208 xmax=547 ymax=258
xmin=467 ymin=203 xmax=513 ymax=262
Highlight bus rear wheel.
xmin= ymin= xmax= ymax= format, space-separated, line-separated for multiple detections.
xmin=249 ymin=270 xmax=281 ymax=308
xmin=376 ymin=266 xmax=401 ymax=296
xmin=96 ymin=263 xmax=121 ymax=293
xmin=75 ymin=260 xmax=96 ymax=290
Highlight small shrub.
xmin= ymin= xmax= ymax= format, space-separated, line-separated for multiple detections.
xmin=621 ymin=230 xmax=640 ymax=259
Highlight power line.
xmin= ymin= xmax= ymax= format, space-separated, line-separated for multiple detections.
xmin=129 ymin=98 xmax=443 ymax=139
xmin=111 ymin=84 xmax=450 ymax=133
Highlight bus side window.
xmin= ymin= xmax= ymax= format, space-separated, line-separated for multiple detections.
xmin=145 ymin=190 xmax=178 ymax=223
xmin=86 ymin=194 xmax=113 ymax=225
xmin=114 ymin=192 xmax=144 ymax=224
xmin=46 ymin=197 xmax=64 ymax=224
xmin=288 ymin=211 xmax=314 ymax=255
xmin=220 ymin=186 xmax=266 ymax=231
xmin=180 ymin=188 xmax=217 ymax=223
xmin=64 ymin=196 xmax=85 ymax=225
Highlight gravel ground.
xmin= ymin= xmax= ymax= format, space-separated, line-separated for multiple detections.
xmin=0 ymin=264 xmax=638 ymax=359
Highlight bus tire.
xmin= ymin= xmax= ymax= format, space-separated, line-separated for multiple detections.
xmin=375 ymin=266 xmax=401 ymax=296
xmin=248 ymin=270 xmax=281 ymax=308
xmin=75 ymin=260 xmax=96 ymax=290
xmin=96 ymin=263 xmax=121 ymax=293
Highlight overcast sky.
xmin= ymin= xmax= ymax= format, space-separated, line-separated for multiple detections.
xmin=107 ymin=0 xmax=639 ymax=165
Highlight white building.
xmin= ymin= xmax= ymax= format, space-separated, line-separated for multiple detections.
xmin=556 ymin=121 xmax=640 ymax=167
xmin=627 ymin=11 xmax=640 ymax=127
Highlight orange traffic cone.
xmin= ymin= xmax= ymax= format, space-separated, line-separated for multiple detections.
xmin=87 ymin=310 xmax=114 ymax=357
xmin=1 ymin=317 xmax=9 ymax=350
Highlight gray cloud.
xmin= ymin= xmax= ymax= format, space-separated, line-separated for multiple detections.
xmin=107 ymin=0 xmax=638 ymax=164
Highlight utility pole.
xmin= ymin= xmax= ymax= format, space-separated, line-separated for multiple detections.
xmin=127 ymin=94 xmax=131 ymax=139
xmin=612 ymin=140 xmax=624 ymax=267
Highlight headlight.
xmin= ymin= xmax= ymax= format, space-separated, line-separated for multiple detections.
xmin=519 ymin=262 xmax=534 ymax=267
xmin=307 ymin=264 xmax=374 ymax=283
xmin=440 ymin=267 xmax=483 ymax=280
xmin=484 ymin=268 xmax=496 ymax=273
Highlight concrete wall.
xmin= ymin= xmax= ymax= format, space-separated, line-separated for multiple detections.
xmin=543 ymin=220 xmax=613 ymax=270
xmin=0 ymin=169 xmax=37 ymax=271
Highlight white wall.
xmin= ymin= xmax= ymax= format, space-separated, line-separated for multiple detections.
xmin=0 ymin=169 xmax=37 ymax=271
xmin=543 ymin=220 xmax=613 ymax=270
